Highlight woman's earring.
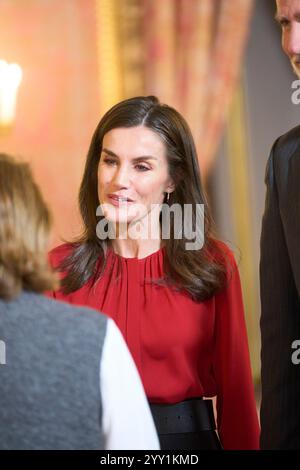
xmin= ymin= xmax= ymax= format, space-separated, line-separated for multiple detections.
xmin=167 ymin=192 xmax=170 ymax=203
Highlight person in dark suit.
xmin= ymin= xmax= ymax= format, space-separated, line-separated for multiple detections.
xmin=260 ymin=0 xmax=300 ymax=450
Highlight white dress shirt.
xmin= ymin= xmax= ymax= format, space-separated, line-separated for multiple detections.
xmin=100 ymin=319 xmax=160 ymax=450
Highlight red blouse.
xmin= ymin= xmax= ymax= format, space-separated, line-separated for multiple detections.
xmin=48 ymin=243 xmax=260 ymax=450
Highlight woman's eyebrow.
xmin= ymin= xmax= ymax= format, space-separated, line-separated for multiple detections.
xmin=102 ymin=148 xmax=118 ymax=157
xmin=275 ymin=13 xmax=300 ymax=23
xmin=102 ymin=148 xmax=157 ymax=161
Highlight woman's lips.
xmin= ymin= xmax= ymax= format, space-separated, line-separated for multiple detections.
xmin=107 ymin=194 xmax=134 ymax=207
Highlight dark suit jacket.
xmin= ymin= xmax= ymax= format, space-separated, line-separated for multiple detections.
xmin=260 ymin=125 xmax=300 ymax=449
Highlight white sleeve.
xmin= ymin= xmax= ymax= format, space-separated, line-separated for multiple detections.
xmin=100 ymin=319 xmax=160 ymax=450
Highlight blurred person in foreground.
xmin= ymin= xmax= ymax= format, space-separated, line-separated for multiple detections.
xmin=48 ymin=95 xmax=259 ymax=450
xmin=260 ymin=0 xmax=300 ymax=450
xmin=0 ymin=153 xmax=159 ymax=450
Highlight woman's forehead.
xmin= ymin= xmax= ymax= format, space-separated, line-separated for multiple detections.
xmin=102 ymin=126 xmax=166 ymax=157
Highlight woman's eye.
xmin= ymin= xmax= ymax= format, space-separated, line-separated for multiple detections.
xmin=101 ymin=158 xmax=149 ymax=171
xmin=103 ymin=158 xmax=117 ymax=166
xmin=135 ymin=164 xmax=150 ymax=172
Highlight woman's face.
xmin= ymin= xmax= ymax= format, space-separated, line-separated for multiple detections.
xmin=97 ymin=126 xmax=174 ymax=225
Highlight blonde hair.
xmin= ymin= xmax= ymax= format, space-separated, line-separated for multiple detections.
xmin=0 ymin=153 xmax=58 ymax=300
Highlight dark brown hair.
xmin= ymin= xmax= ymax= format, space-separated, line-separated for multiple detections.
xmin=60 ymin=96 xmax=228 ymax=300
xmin=0 ymin=153 xmax=58 ymax=300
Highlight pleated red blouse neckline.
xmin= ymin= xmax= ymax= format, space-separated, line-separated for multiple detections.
xmin=107 ymin=245 xmax=165 ymax=262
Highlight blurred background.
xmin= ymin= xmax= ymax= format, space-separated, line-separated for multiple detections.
xmin=1 ymin=0 xmax=299 ymax=394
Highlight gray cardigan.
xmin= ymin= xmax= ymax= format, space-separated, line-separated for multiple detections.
xmin=0 ymin=291 xmax=107 ymax=449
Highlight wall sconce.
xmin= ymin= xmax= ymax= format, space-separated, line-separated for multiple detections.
xmin=0 ymin=60 xmax=23 ymax=132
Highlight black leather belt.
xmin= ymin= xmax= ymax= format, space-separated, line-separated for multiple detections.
xmin=150 ymin=398 xmax=216 ymax=435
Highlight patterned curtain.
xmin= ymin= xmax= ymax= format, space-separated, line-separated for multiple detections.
xmin=141 ymin=0 xmax=254 ymax=179
xmin=96 ymin=0 xmax=254 ymax=181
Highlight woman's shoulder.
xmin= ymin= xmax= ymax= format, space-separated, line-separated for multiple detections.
xmin=205 ymin=239 xmax=239 ymax=290
xmin=206 ymin=239 xmax=237 ymax=267
xmin=48 ymin=243 xmax=75 ymax=268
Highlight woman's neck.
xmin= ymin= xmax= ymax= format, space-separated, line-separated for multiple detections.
xmin=111 ymin=238 xmax=162 ymax=259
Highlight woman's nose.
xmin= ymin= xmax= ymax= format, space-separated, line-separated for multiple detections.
xmin=112 ymin=165 xmax=130 ymax=188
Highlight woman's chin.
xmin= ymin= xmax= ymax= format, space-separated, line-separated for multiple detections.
xmin=104 ymin=214 xmax=136 ymax=226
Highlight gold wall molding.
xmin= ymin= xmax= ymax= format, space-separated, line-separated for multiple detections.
xmin=226 ymin=82 xmax=260 ymax=381
xmin=95 ymin=0 xmax=124 ymax=113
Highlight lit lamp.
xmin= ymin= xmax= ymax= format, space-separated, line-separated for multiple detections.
xmin=0 ymin=60 xmax=23 ymax=132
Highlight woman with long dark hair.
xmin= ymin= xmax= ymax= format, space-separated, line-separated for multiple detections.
xmin=48 ymin=96 xmax=259 ymax=450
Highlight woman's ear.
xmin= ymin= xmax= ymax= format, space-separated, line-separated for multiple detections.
xmin=166 ymin=179 xmax=175 ymax=194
